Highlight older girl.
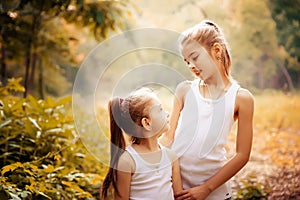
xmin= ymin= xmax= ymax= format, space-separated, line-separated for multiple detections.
xmin=160 ymin=20 xmax=254 ymax=200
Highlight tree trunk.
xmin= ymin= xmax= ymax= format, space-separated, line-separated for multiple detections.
xmin=24 ymin=1 xmax=44 ymax=98
xmin=38 ymin=57 xmax=44 ymax=99
xmin=24 ymin=46 xmax=31 ymax=98
xmin=279 ymin=64 xmax=294 ymax=92
xmin=257 ymin=66 xmax=265 ymax=89
xmin=29 ymin=53 xmax=37 ymax=91
xmin=24 ymin=23 xmax=38 ymax=98
xmin=298 ymin=72 xmax=300 ymax=89
xmin=1 ymin=45 xmax=7 ymax=85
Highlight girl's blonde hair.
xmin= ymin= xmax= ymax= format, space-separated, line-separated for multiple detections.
xmin=179 ymin=19 xmax=232 ymax=78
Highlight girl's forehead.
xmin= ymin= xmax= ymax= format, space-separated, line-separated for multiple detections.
xmin=142 ymin=94 xmax=161 ymax=113
xmin=135 ymin=92 xmax=160 ymax=105
xmin=148 ymin=93 xmax=160 ymax=104
xmin=181 ymin=41 xmax=205 ymax=58
xmin=147 ymin=94 xmax=161 ymax=105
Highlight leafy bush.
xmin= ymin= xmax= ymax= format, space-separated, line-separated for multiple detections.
xmin=0 ymin=78 xmax=106 ymax=199
xmin=233 ymin=174 xmax=270 ymax=200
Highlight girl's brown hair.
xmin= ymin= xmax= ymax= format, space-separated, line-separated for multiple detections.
xmin=179 ymin=19 xmax=232 ymax=78
xmin=101 ymin=88 xmax=154 ymax=198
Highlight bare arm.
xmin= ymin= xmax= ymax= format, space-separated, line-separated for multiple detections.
xmin=166 ymin=149 xmax=183 ymax=195
xmin=159 ymin=81 xmax=190 ymax=147
xmin=114 ymin=152 xmax=134 ymax=200
xmin=172 ymin=158 xmax=183 ymax=194
xmin=176 ymin=89 xmax=254 ymax=200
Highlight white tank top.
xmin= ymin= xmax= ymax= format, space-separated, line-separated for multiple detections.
xmin=126 ymin=145 xmax=174 ymax=200
xmin=172 ymin=78 xmax=240 ymax=200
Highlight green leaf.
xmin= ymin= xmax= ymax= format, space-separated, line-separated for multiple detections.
xmin=8 ymin=192 xmax=21 ymax=200
xmin=11 ymin=99 xmax=25 ymax=112
xmin=55 ymin=96 xmax=72 ymax=107
xmin=0 ymin=119 xmax=12 ymax=128
xmin=38 ymin=191 xmax=51 ymax=199
xmin=25 ymin=183 xmax=36 ymax=193
xmin=28 ymin=117 xmax=41 ymax=131
xmin=42 ymin=164 xmax=55 ymax=173
xmin=1 ymin=162 xmax=23 ymax=175
xmin=24 ymin=169 xmax=34 ymax=176
xmin=20 ymin=191 xmax=30 ymax=198
xmin=7 ymin=78 xmax=25 ymax=93
xmin=96 ymin=11 xmax=103 ymax=24
xmin=46 ymin=96 xmax=55 ymax=108
xmin=27 ymin=95 xmax=43 ymax=113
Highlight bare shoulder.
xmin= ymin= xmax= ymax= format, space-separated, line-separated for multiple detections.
xmin=175 ymin=80 xmax=192 ymax=99
xmin=176 ymin=80 xmax=192 ymax=91
xmin=164 ymin=147 xmax=179 ymax=163
xmin=117 ymin=150 xmax=135 ymax=173
xmin=237 ymin=88 xmax=254 ymax=102
xmin=236 ymin=88 xmax=254 ymax=109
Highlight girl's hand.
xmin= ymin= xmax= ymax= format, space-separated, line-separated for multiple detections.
xmin=174 ymin=185 xmax=211 ymax=200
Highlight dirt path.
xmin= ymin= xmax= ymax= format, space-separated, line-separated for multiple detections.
xmin=228 ymin=128 xmax=300 ymax=199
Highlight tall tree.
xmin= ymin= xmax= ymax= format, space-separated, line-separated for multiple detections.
xmin=268 ymin=0 xmax=300 ymax=89
xmin=227 ymin=0 xmax=292 ymax=90
xmin=0 ymin=0 xmax=133 ymax=97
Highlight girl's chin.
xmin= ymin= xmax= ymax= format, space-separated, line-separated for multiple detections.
xmin=160 ymin=124 xmax=170 ymax=134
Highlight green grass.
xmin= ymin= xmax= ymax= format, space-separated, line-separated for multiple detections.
xmin=254 ymin=91 xmax=300 ymax=132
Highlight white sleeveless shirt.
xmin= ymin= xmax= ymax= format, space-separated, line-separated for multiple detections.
xmin=172 ymin=78 xmax=240 ymax=200
xmin=126 ymin=145 xmax=174 ymax=200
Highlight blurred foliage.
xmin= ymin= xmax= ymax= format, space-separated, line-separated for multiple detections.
xmin=0 ymin=0 xmax=134 ymax=98
xmin=1 ymin=0 xmax=300 ymax=98
xmin=268 ymin=0 xmax=300 ymax=73
xmin=219 ymin=0 xmax=295 ymax=91
xmin=254 ymin=91 xmax=300 ymax=131
xmin=233 ymin=174 xmax=270 ymax=200
xmin=0 ymin=78 xmax=109 ymax=199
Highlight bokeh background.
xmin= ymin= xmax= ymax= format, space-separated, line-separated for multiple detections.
xmin=0 ymin=0 xmax=299 ymax=199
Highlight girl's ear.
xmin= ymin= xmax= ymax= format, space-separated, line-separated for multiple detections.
xmin=141 ymin=117 xmax=152 ymax=131
xmin=211 ymin=43 xmax=222 ymax=60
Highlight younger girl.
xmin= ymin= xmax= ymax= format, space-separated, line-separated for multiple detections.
xmin=101 ymin=87 xmax=182 ymax=200
xmin=160 ymin=20 xmax=254 ymax=200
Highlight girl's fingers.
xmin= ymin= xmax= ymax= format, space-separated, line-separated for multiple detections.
xmin=174 ymin=190 xmax=188 ymax=197
xmin=175 ymin=190 xmax=190 ymax=200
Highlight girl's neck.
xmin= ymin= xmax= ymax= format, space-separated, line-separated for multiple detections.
xmin=134 ymin=136 xmax=160 ymax=152
xmin=200 ymin=76 xmax=232 ymax=99
xmin=203 ymin=73 xmax=230 ymax=87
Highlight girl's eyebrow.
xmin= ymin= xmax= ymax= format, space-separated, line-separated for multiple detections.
xmin=188 ymin=51 xmax=197 ymax=59
xmin=150 ymin=103 xmax=161 ymax=108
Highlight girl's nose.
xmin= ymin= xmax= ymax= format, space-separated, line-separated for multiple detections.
xmin=166 ymin=112 xmax=170 ymax=118
xmin=188 ymin=65 xmax=196 ymax=70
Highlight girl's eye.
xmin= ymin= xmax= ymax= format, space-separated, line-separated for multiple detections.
xmin=192 ymin=55 xmax=199 ymax=61
xmin=184 ymin=58 xmax=190 ymax=65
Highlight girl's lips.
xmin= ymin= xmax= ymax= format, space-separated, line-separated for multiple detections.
xmin=195 ymin=70 xmax=202 ymax=76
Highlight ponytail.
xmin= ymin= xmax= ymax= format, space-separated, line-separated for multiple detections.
xmin=223 ymin=45 xmax=232 ymax=79
xmin=101 ymin=98 xmax=126 ymax=199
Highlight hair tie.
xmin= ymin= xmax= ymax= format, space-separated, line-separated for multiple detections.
xmin=119 ymin=98 xmax=124 ymax=104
